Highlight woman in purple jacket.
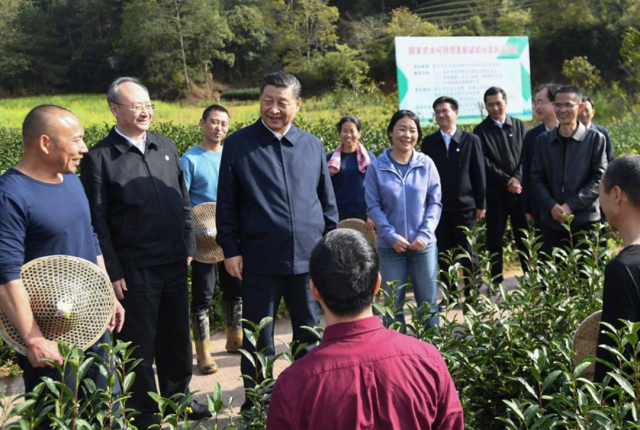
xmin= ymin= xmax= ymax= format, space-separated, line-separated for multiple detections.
xmin=365 ymin=110 xmax=442 ymax=330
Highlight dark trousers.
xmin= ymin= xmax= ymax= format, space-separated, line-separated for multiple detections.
xmin=486 ymin=188 xmax=530 ymax=283
xmin=191 ymin=261 xmax=242 ymax=315
xmin=19 ymin=330 xmax=121 ymax=429
xmin=540 ymin=221 xmax=598 ymax=256
xmin=116 ymin=260 xmax=192 ymax=428
xmin=240 ymin=272 xmax=320 ymax=394
xmin=435 ymin=210 xmax=478 ymax=292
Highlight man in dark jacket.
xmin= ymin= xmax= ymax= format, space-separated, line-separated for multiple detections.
xmin=531 ymin=85 xmax=607 ymax=255
xmin=473 ymin=87 xmax=529 ymax=284
xmin=80 ymin=77 xmax=207 ymax=428
xmin=579 ymin=96 xmax=613 ymax=162
xmin=422 ymin=96 xmax=486 ymax=306
xmin=522 ymin=83 xmax=559 ymax=231
xmin=216 ymin=71 xmax=338 ymax=408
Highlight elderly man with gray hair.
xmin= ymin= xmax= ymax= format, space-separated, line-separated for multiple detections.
xmin=216 ymin=71 xmax=339 ymax=409
xmin=80 ymin=77 xmax=209 ymax=428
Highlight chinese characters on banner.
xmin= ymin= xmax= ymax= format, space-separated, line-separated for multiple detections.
xmin=396 ymin=36 xmax=532 ymax=125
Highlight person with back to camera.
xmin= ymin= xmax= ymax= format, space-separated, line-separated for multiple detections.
xmin=364 ymin=110 xmax=442 ymax=331
xmin=266 ymin=229 xmax=463 ymax=430
xmin=326 ymin=115 xmax=376 ymax=231
xmin=595 ymin=155 xmax=640 ymax=383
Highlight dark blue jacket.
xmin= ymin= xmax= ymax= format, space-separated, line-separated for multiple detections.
xmin=216 ymin=120 xmax=338 ymax=275
xmin=591 ymin=122 xmax=613 ymax=162
xmin=521 ymin=123 xmax=548 ymax=216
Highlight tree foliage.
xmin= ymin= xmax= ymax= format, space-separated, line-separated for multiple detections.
xmin=0 ymin=0 xmax=639 ymax=99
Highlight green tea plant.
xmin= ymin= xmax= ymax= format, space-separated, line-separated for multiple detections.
xmin=3 ymin=339 xmax=141 ymax=429
xmin=147 ymin=383 xmax=236 ymax=430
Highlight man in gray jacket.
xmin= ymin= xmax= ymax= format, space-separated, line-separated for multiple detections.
xmin=531 ymin=85 xmax=607 ymax=255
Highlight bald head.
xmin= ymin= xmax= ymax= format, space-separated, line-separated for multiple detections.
xmin=22 ymin=105 xmax=76 ymax=146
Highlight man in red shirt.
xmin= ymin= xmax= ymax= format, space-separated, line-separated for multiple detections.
xmin=266 ymin=229 xmax=464 ymax=430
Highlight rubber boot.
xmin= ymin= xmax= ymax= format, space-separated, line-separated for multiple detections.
xmin=191 ymin=313 xmax=219 ymax=375
xmin=222 ymin=299 xmax=243 ymax=353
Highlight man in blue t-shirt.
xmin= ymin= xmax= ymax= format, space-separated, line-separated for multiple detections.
xmin=180 ymin=105 xmax=243 ymax=374
xmin=0 ymin=105 xmax=125 ymax=420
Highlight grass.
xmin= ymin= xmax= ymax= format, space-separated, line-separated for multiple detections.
xmin=0 ymin=93 xmax=392 ymax=128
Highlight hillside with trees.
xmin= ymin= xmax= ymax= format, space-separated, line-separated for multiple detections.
xmin=0 ymin=0 xmax=639 ymax=101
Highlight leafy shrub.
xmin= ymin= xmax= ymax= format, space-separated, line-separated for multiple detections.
xmin=220 ymin=88 xmax=260 ymax=102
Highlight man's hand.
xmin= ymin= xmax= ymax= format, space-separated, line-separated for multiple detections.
xmin=112 ymin=278 xmax=127 ymax=300
xmin=560 ymin=203 xmax=573 ymax=216
xmin=475 ymin=209 xmax=486 ymax=219
xmin=551 ymin=204 xmax=568 ymax=223
xmin=408 ymin=238 xmax=426 ymax=251
xmin=109 ymin=300 xmax=125 ymax=333
xmin=364 ymin=217 xmax=375 ymax=233
xmin=225 ymin=256 xmax=243 ymax=280
xmin=392 ymin=237 xmax=410 ymax=253
xmin=525 ymin=213 xmax=533 ymax=221
xmin=506 ymin=177 xmax=522 ymax=194
xmin=27 ymin=337 xmax=63 ymax=368
xmin=186 ymin=256 xmax=193 ymax=266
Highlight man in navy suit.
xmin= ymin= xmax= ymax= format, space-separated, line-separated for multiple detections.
xmin=216 ymin=71 xmax=338 ymax=409
xmin=522 ymin=83 xmax=559 ymax=231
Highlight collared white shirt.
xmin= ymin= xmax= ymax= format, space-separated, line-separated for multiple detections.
xmin=546 ymin=123 xmax=557 ymax=132
xmin=491 ymin=117 xmax=505 ymax=129
xmin=261 ymin=118 xmax=291 ymax=140
xmin=115 ymin=126 xmax=146 ymax=153
xmin=440 ymin=126 xmax=457 ymax=151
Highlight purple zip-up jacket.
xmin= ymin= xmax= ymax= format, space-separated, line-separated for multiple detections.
xmin=365 ymin=148 xmax=442 ymax=249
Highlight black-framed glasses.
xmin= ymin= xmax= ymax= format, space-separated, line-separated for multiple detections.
xmin=112 ymin=102 xmax=156 ymax=112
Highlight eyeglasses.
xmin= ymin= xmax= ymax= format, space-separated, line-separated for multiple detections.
xmin=112 ymin=102 xmax=156 ymax=112
xmin=532 ymin=100 xmax=550 ymax=108
xmin=552 ymin=102 xmax=579 ymax=110
xmin=434 ymin=109 xmax=452 ymax=115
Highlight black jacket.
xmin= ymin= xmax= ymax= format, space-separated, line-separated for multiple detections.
xmin=216 ymin=120 xmax=338 ymax=276
xmin=421 ymin=128 xmax=486 ymax=212
xmin=531 ymin=122 xmax=607 ymax=230
xmin=521 ymin=123 xmax=549 ymax=215
xmin=472 ymin=115 xmax=527 ymax=192
xmin=80 ymin=128 xmax=196 ymax=281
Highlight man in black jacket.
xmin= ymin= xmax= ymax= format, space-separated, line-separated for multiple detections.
xmin=522 ymin=83 xmax=559 ymax=232
xmin=531 ymin=85 xmax=607 ymax=255
xmin=473 ymin=87 xmax=529 ymax=284
xmin=422 ymin=96 xmax=486 ymax=306
xmin=80 ymin=77 xmax=208 ymax=428
xmin=216 ymin=71 xmax=338 ymax=408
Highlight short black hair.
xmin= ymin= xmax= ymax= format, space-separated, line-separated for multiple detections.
xmin=260 ymin=71 xmax=302 ymax=99
xmin=22 ymin=105 xmax=73 ymax=145
xmin=432 ymin=96 xmax=459 ymax=111
xmin=202 ymin=104 xmax=230 ymax=121
xmin=533 ymin=83 xmax=560 ymax=102
xmin=582 ymin=95 xmax=595 ymax=109
xmin=336 ymin=115 xmax=361 ymax=133
xmin=603 ymin=155 xmax=640 ymax=210
xmin=483 ymin=86 xmax=507 ymax=103
xmin=556 ymin=85 xmax=583 ymax=103
xmin=386 ymin=110 xmax=422 ymax=144
xmin=309 ymin=229 xmax=380 ymax=317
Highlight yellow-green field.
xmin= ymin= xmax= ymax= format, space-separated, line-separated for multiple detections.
xmin=0 ymin=94 xmax=391 ymax=128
